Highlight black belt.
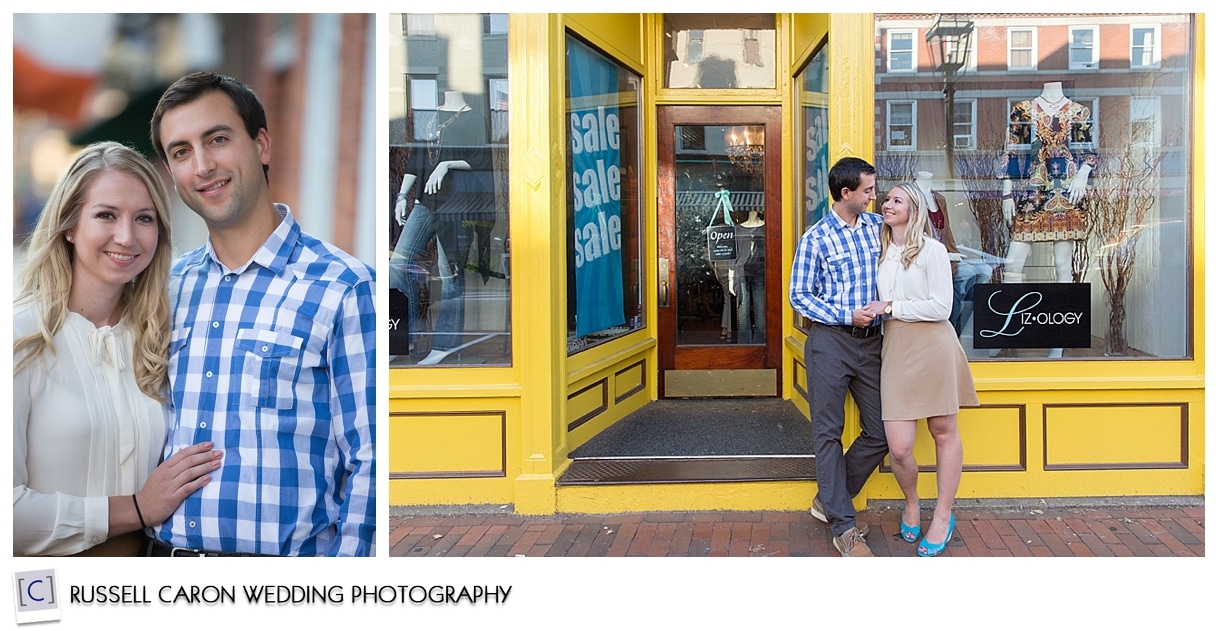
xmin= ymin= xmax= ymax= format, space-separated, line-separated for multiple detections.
xmin=147 ymin=538 xmax=276 ymax=557
xmin=824 ymin=323 xmax=881 ymax=339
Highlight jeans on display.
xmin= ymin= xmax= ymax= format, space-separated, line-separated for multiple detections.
xmin=389 ymin=202 xmax=470 ymax=352
xmin=712 ymin=261 xmax=732 ymax=334
xmin=950 ymin=259 xmax=993 ymax=335
xmin=735 ymin=274 xmax=765 ymax=345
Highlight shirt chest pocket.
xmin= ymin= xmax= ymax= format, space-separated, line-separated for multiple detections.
xmin=235 ymin=328 xmax=308 ymax=410
xmin=827 ymin=242 xmax=880 ymax=265
xmin=167 ymin=326 xmax=192 ymax=414
xmin=824 ymin=251 xmax=854 ymax=280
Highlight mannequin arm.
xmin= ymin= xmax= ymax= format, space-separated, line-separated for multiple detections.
xmin=399 ymin=173 xmax=417 ymax=197
xmin=1067 ymin=163 xmax=1092 ymax=205
xmin=1002 ymin=179 xmax=1015 ymax=225
xmin=424 ymin=160 xmax=471 ymax=195
xmin=395 ymin=174 xmax=418 ymax=225
xmin=728 ymin=269 xmax=736 ymax=296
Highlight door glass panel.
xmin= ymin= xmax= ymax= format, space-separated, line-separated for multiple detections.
xmin=673 ymin=124 xmax=766 ymax=346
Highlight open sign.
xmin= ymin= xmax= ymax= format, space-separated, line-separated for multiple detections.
xmin=707 ymin=225 xmax=737 ymax=260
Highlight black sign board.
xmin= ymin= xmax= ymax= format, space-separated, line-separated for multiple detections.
xmin=707 ymin=225 xmax=737 ymax=260
xmin=972 ymin=283 xmax=1091 ymax=349
xmin=389 ymin=288 xmax=410 ymax=356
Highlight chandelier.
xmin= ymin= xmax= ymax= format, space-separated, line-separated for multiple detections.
xmin=724 ymin=126 xmax=764 ymax=174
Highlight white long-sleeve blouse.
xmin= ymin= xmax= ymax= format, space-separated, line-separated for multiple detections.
xmin=13 ymin=304 xmax=168 ymax=556
xmin=877 ymin=237 xmax=954 ymax=323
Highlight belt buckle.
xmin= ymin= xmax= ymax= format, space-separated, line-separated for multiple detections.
xmin=851 ymin=326 xmax=867 ymax=338
xmin=171 ymin=546 xmax=207 ymax=557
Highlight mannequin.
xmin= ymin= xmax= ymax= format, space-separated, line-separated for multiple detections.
xmin=915 ymin=171 xmax=991 ymax=336
xmin=390 ymin=172 xmax=421 ymax=356
xmin=739 ymin=209 xmax=764 ymax=228
xmin=421 ymin=91 xmax=473 ymax=197
xmin=916 ymin=171 xmax=957 ymax=262
xmin=390 ymin=90 xmax=490 ymax=366
xmin=728 ymin=210 xmax=766 ymax=344
xmin=1000 ymin=82 xmax=1096 ymax=358
xmin=706 ymin=177 xmax=734 ymax=342
xmin=1000 ymin=82 xmax=1096 ymax=285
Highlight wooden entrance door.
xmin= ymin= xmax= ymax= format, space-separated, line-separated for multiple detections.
xmin=657 ymin=105 xmax=782 ymax=397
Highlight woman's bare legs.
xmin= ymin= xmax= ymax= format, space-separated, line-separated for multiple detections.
xmin=884 ymin=419 xmax=921 ymax=532
xmin=923 ymin=413 xmax=963 ymax=544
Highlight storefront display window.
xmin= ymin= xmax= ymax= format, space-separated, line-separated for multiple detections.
xmin=793 ymin=42 xmax=828 ymax=334
xmin=663 ymin=14 xmax=776 ymax=89
xmin=873 ymin=13 xmax=1193 ymax=360
xmin=565 ymin=34 xmax=644 ymax=354
xmin=390 ymin=13 xmax=512 ymax=367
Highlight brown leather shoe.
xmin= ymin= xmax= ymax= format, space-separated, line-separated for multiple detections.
xmin=810 ymin=497 xmax=869 ymax=538
xmin=832 ymin=527 xmax=874 ymax=557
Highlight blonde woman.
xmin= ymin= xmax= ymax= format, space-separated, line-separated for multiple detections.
xmin=865 ymin=182 xmax=978 ymax=557
xmin=14 ymin=141 xmax=221 ymax=556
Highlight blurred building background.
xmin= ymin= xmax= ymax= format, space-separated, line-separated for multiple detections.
xmin=12 ymin=13 xmax=376 ymax=266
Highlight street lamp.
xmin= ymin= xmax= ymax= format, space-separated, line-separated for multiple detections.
xmin=926 ymin=13 xmax=975 ymax=180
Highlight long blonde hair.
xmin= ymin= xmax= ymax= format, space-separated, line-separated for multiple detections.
xmin=14 ymin=141 xmax=174 ymax=402
xmin=879 ymin=182 xmax=933 ymax=270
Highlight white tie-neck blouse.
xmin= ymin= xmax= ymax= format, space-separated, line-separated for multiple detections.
xmin=13 ymin=304 xmax=168 ymax=556
xmin=877 ymin=238 xmax=954 ymax=323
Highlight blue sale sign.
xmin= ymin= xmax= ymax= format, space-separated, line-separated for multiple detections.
xmin=569 ymin=40 xmax=626 ymax=336
xmin=973 ymin=283 xmax=1091 ymax=348
xmin=804 ymin=104 xmax=829 ymax=226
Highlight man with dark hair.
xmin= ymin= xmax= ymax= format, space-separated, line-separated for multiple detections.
xmin=147 ymin=71 xmax=375 ymax=556
xmin=150 ymin=71 xmax=270 ymax=182
xmin=789 ymin=156 xmax=886 ymax=557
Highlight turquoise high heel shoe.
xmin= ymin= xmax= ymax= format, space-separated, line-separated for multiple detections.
xmin=899 ymin=517 xmax=921 ymax=543
xmin=917 ymin=513 xmax=956 ymax=557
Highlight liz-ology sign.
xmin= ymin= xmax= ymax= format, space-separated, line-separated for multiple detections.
xmin=973 ymin=283 xmax=1091 ymax=349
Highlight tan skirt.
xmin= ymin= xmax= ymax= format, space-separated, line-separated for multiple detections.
xmin=881 ymin=319 xmax=979 ymax=421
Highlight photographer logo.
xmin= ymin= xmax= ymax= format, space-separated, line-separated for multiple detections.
xmin=14 ymin=569 xmax=61 ymax=623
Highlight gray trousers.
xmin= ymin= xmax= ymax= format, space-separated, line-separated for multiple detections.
xmin=805 ymin=323 xmax=888 ymax=536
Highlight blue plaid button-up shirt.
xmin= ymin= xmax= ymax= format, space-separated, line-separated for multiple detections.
xmin=153 ymin=205 xmax=376 ymax=556
xmin=789 ymin=210 xmax=882 ymax=325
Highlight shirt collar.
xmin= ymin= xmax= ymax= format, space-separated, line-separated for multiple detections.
xmin=197 ymin=203 xmax=300 ymax=275
xmin=829 ymin=208 xmax=877 ymax=231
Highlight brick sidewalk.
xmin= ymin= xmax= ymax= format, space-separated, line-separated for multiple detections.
xmin=389 ymin=503 xmax=1204 ymax=557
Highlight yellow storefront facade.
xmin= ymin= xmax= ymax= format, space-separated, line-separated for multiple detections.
xmin=387 ymin=13 xmax=1204 ymax=514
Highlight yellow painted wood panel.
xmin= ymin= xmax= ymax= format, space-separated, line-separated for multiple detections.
xmin=390 ymin=412 xmax=506 ymax=474
xmin=958 ymin=405 xmax=1025 ymax=468
xmin=613 ymin=360 xmax=646 ymax=402
xmin=893 ymin=405 xmax=1025 ymax=471
xmin=789 ymin=13 xmax=828 ymax=70
xmin=564 ymin=13 xmax=644 ymax=71
xmin=1045 ymin=404 xmax=1187 ymax=467
xmin=566 ymin=359 xmax=652 ymax=452
xmin=390 ymin=478 xmax=514 ymax=506
xmin=567 ymin=379 xmax=608 ymax=428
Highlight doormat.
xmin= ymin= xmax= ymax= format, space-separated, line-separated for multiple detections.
xmin=569 ymin=398 xmax=813 ymax=458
